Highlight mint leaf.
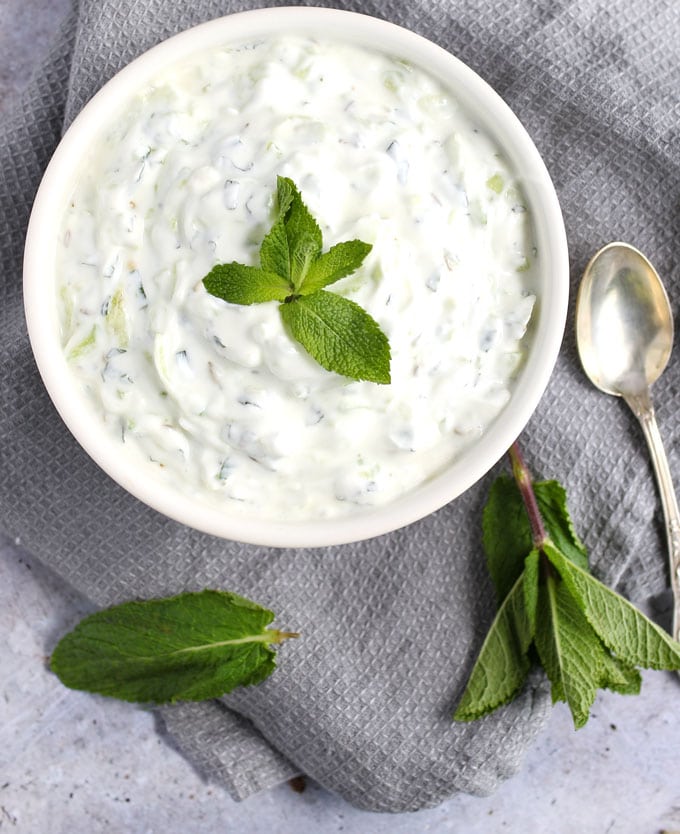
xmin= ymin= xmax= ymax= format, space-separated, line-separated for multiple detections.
xmin=50 ymin=590 xmax=298 ymax=704
xmin=523 ymin=548 xmax=540 ymax=634
xmin=535 ymin=481 xmax=588 ymax=570
xmin=483 ymin=476 xmax=586 ymax=604
xmin=533 ymin=571 xmax=605 ymax=728
xmin=482 ymin=474 xmax=534 ymax=604
xmin=599 ymin=652 xmax=642 ymax=696
xmin=202 ymin=176 xmax=390 ymax=384
xmin=533 ymin=558 xmax=642 ymax=726
xmin=259 ymin=221 xmax=292 ymax=283
xmin=454 ymin=574 xmax=534 ymax=721
xmin=275 ymin=174 xmax=296 ymax=216
xmin=299 ymin=240 xmax=373 ymax=294
xmin=455 ymin=443 xmax=680 ymax=729
xmin=545 ymin=543 xmax=680 ymax=671
xmin=259 ymin=176 xmax=296 ymax=280
xmin=280 ymin=291 xmax=391 ymax=384
xmin=276 ymin=175 xmax=322 ymax=289
xmin=203 ymin=263 xmax=291 ymax=305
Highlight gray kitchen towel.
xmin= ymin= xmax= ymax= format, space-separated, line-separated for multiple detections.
xmin=2 ymin=0 xmax=679 ymax=813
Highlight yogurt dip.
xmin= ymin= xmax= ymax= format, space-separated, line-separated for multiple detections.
xmin=56 ymin=35 xmax=537 ymax=522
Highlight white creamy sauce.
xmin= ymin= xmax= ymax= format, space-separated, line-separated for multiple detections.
xmin=57 ymin=36 xmax=537 ymax=521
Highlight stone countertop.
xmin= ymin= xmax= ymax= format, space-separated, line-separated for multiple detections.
xmin=2 ymin=3 xmax=680 ymax=832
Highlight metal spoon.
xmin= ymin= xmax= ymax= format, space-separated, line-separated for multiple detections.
xmin=575 ymin=241 xmax=680 ymax=642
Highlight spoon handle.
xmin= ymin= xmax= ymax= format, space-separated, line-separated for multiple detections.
xmin=624 ymin=390 xmax=680 ymax=643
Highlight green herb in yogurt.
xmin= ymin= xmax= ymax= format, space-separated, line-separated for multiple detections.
xmin=203 ymin=176 xmax=391 ymax=384
xmin=57 ymin=36 xmax=538 ymax=522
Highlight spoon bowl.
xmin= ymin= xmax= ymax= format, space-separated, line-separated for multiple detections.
xmin=576 ymin=242 xmax=674 ymax=397
xmin=575 ymin=241 xmax=680 ymax=643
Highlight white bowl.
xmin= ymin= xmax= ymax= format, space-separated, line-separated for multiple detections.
xmin=24 ymin=6 xmax=568 ymax=547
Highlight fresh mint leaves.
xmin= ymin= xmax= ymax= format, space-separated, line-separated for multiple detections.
xmin=454 ymin=444 xmax=680 ymax=728
xmin=203 ymin=264 xmax=291 ymax=305
xmin=280 ymin=291 xmax=392 ymax=385
xmin=49 ymin=445 xmax=680 ymax=727
xmin=50 ymin=590 xmax=298 ymax=704
xmin=202 ymin=176 xmax=391 ymax=384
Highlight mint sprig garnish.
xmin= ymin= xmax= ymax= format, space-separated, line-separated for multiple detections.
xmin=202 ymin=176 xmax=391 ymax=384
xmin=454 ymin=443 xmax=680 ymax=728
xmin=50 ymin=590 xmax=298 ymax=704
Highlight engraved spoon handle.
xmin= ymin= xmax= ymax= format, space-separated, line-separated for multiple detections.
xmin=625 ymin=390 xmax=680 ymax=642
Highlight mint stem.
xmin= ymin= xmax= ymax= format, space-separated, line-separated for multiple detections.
xmin=508 ymin=442 xmax=548 ymax=549
xmin=269 ymin=630 xmax=301 ymax=643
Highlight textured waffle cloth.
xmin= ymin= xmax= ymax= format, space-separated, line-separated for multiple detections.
xmin=2 ymin=0 xmax=679 ymax=813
